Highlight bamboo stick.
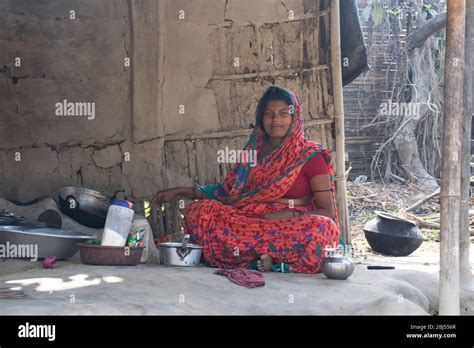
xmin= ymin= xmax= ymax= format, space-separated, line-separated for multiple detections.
xmin=346 ymin=137 xmax=384 ymax=145
xmin=330 ymin=0 xmax=350 ymax=243
xmin=399 ymin=211 xmax=441 ymax=229
xmin=155 ymin=205 xmax=164 ymax=237
xmin=194 ymin=140 xmax=205 ymax=184
xmin=149 ymin=206 xmax=156 ymax=235
xmin=322 ymin=69 xmax=330 ymax=114
xmin=321 ymin=124 xmax=328 ymax=148
xmin=316 ymin=70 xmax=324 ymax=115
xmin=314 ymin=9 xmax=320 ymax=66
xmin=165 ymin=119 xmax=334 ymax=142
xmin=211 ymin=9 xmax=330 ymax=28
xmin=402 ymin=188 xmax=441 ymax=212
xmin=172 ymin=200 xmax=182 ymax=238
xmin=210 ymin=64 xmax=329 ymax=81
xmin=186 ymin=142 xmax=198 ymax=196
xmin=460 ymin=0 xmax=474 ymax=290
xmin=439 ymin=0 xmax=465 ymax=315
xmin=164 ymin=202 xmax=172 ymax=237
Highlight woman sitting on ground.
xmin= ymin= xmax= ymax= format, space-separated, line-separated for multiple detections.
xmin=151 ymin=86 xmax=340 ymax=273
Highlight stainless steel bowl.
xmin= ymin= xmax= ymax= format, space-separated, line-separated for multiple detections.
xmin=0 ymin=225 xmax=96 ymax=259
xmin=322 ymin=256 xmax=355 ymax=280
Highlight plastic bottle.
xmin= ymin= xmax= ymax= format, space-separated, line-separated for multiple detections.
xmin=100 ymin=199 xmax=135 ymax=247
xmin=130 ymin=214 xmax=151 ymax=263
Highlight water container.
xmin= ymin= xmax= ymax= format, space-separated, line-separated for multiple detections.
xmin=100 ymin=199 xmax=135 ymax=247
xmin=130 ymin=214 xmax=151 ymax=263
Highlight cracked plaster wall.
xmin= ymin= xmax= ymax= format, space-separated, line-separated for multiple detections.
xmin=0 ymin=0 xmax=332 ymax=202
xmin=0 ymin=0 xmax=165 ymax=201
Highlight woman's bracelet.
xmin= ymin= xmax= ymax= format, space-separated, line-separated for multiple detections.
xmin=312 ymin=188 xmax=333 ymax=193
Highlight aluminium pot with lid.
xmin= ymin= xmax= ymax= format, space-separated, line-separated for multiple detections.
xmin=158 ymin=234 xmax=203 ymax=266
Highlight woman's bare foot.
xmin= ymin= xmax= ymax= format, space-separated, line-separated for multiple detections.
xmin=257 ymin=254 xmax=273 ymax=272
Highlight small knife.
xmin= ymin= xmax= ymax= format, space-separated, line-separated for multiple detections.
xmin=367 ymin=265 xmax=395 ymax=270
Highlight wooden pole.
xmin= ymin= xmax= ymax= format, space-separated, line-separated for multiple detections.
xmin=330 ymin=0 xmax=350 ymax=244
xmin=439 ymin=0 xmax=465 ymax=315
xmin=460 ymin=0 xmax=474 ymax=290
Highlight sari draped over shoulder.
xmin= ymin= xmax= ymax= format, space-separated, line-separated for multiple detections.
xmin=184 ymin=86 xmax=341 ymax=273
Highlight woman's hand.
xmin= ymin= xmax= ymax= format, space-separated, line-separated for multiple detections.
xmin=150 ymin=187 xmax=182 ymax=206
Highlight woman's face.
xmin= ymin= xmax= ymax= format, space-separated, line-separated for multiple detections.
xmin=262 ymin=99 xmax=292 ymax=141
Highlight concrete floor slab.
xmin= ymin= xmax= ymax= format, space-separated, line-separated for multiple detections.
xmin=1 ymin=251 xmax=473 ymax=315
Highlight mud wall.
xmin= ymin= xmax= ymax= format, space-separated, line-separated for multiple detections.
xmin=0 ymin=0 xmax=335 ymax=204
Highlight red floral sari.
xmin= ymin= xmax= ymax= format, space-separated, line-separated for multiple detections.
xmin=184 ymin=86 xmax=340 ymax=273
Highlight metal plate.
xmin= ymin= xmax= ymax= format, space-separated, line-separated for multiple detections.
xmin=0 ymin=226 xmax=96 ymax=259
xmin=0 ymin=225 xmax=95 ymax=239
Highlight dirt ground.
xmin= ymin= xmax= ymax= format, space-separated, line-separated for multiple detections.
xmin=347 ymin=180 xmax=474 ymax=259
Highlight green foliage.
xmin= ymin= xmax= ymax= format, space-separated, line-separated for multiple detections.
xmin=361 ymin=0 xmax=385 ymax=25
xmin=362 ymin=212 xmax=378 ymax=223
xmin=371 ymin=2 xmax=384 ymax=25
xmin=385 ymin=7 xmax=401 ymax=17
xmin=360 ymin=1 xmax=403 ymax=29
xmin=422 ymin=4 xmax=438 ymax=19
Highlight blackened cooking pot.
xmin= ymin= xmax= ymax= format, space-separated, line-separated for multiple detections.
xmin=363 ymin=211 xmax=423 ymax=256
xmin=58 ymin=187 xmax=125 ymax=229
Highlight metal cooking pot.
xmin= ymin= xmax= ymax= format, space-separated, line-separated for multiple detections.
xmin=364 ymin=211 xmax=423 ymax=256
xmin=159 ymin=234 xmax=203 ymax=266
xmin=58 ymin=187 xmax=125 ymax=229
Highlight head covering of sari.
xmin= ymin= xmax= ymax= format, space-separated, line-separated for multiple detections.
xmin=194 ymin=85 xmax=336 ymax=210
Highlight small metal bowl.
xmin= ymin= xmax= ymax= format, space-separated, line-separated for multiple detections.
xmin=322 ymin=256 xmax=355 ymax=280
